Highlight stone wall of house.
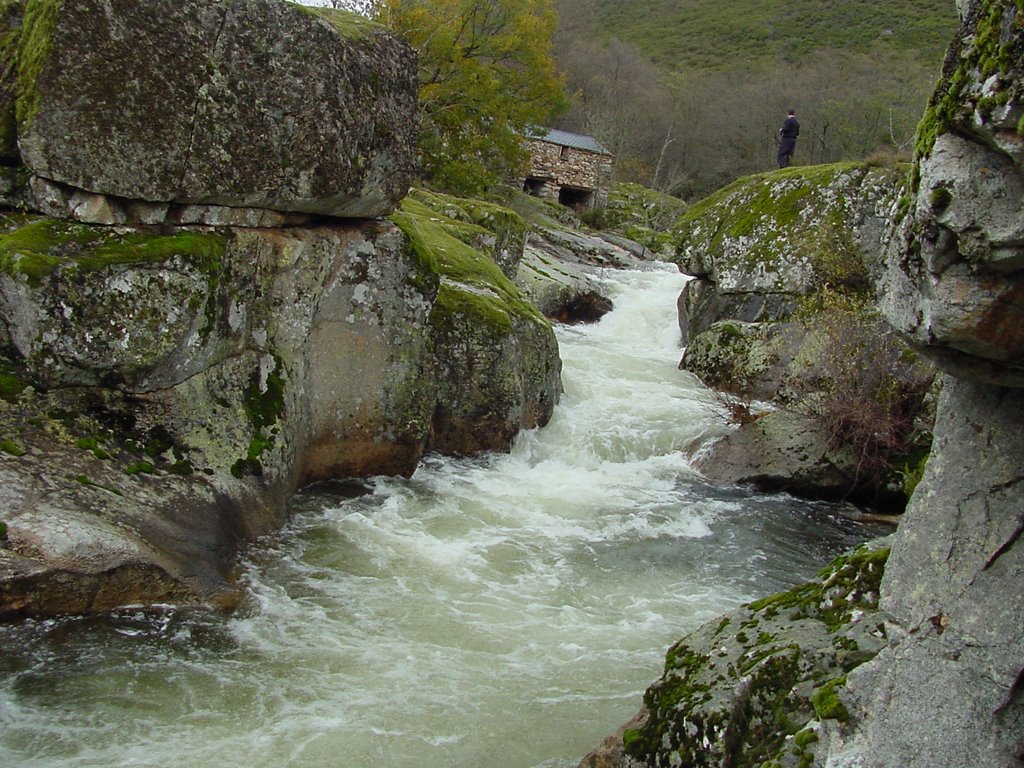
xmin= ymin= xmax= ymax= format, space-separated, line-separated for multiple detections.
xmin=524 ymin=139 xmax=610 ymax=204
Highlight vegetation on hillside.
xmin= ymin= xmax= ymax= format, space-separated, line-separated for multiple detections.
xmin=554 ymin=0 xmax=958 ymax=197
xmin=374 ymin=0 xmax=567 ymax=196
xmin=586 ymin=0 xmax=954 ymax=71
xmin=310 ymin=0 xmax=956 ymax=200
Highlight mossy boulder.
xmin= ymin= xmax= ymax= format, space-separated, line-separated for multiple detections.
xmin=9 ymin=0 xmax=416 ymax=218
xmin=674 ymin=163 xmax=904 ymax=341
xmin=0 ymin=215 xmax=443 ymax=616
xmin=391 ymin=196 xmax=562 ymax=454
xmin=676 ymin=164 xmax=934 ymax=509
xmin=826 ymin=3 xmax=1024 ymax=765
xmin=579 ymin=542 xmax=890 ymax=768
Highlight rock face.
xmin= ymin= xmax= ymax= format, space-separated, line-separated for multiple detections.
xmin=0 ymin=1 xmax=564 ymax=616
xmin=390 ymin=194 xmax=563 ymax=456
xmin=8 ymin=0 xmax=417 ymax=219
xmin=879 ymin=17 xmax=1024 ymax=387
xmin=0 ymin=218 xmax=435 ymax=612
xmin=828 ymin=377 xmax=1024 ymax=767
xmin=826 ymin=1 xmax=1024 ymax=764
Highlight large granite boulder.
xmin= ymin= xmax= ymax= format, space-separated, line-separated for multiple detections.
xmin=0 ymin=203 xmax=563 ymax=616
xmin=0 ymin=217 xmax=435 ymax=614
xmin=825 ymin=0 xmax=1024 ymax=764
xmin=827 ymin=377 xmax=1024 ymax=767
xmin=7 ymin=0 xmax=416 ymax=219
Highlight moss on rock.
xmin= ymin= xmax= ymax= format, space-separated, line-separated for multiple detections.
xmin=390 ymin=194 xmax=560 ymax=455
xmin=0 ymin=215 xmax=225 ymax=287
xmin=674 ymin=163 xmax=899 ymax=297
xmin=912 ymin=0 xmax=1024 ymax=185
xmin=623 ymin=543 xmax=890 ymax=768
xmin=14 ymin=0 xmax=58 ymax=130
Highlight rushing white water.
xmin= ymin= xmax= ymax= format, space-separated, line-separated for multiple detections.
xmin=0 ymin=265 xmax=887 ymax=768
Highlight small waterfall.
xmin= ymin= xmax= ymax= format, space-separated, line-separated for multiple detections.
xmin=0 ymin=265 xmax=888 ymax=768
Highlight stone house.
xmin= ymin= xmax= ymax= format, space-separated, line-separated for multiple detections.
xmin=522 ymin=128 xmax=612 ymax=211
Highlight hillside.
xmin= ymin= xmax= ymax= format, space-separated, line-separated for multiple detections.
xmin=587 ymin=0 xmax=957 ymax=73
xmin=554 ymin=0 xmax=960 ymax=196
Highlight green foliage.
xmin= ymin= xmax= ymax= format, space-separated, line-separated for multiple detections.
xmin=0 ymin=371 xmax=26 ymax=401
xmin=902 ymin=450 xmax=929 ymax=498
xmin=555 ymin=0 xmax=953 ymax=197
xmin=586 ymin=0 xmax=955 ymax=72
xmin=378 ymin=0 xmax=567 ymax=195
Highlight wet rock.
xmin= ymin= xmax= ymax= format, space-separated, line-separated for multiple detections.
xmin=390 ymin=196 xmax=562 ymax=455
xmin=578 ymin=542 xmax=891 ymax=768
xmin=0 ymin=216 xmax=440 ymax=616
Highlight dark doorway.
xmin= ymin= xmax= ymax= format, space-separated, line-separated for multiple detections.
xmin=558 ymin=186 xmax=593 ymax=209
xmin=523 ymin=177 xmax=545 ymax=197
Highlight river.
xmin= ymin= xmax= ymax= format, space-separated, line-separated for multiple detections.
xmin=0 ymin=264 xmax=887 ymax=768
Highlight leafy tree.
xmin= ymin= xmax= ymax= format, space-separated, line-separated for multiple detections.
xmin=376 ymin=0 xmax=567 ymax=196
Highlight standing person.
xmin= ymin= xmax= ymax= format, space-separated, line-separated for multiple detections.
xmin=777 ymin=109 xmax=800 ymax=168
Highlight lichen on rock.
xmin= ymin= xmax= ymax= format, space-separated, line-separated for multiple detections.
xmin=581 ymin=542 xmax=890 ymax=768
xmin=10 ymin=0 xmax=418 ymax=218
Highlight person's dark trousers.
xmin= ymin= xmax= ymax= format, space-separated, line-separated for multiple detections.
xmin=777 ymin=137 xmax=796 ymax=168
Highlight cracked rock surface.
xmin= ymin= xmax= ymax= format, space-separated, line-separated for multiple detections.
xmin=16 ymin=0 xmax=416 ymax=218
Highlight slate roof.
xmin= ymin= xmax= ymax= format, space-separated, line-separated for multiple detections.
xmin=529 ymin=127 xmax=611 ymax=156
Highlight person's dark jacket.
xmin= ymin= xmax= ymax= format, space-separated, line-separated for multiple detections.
xmin=780 ymin=116 xmax=800 ymax=139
